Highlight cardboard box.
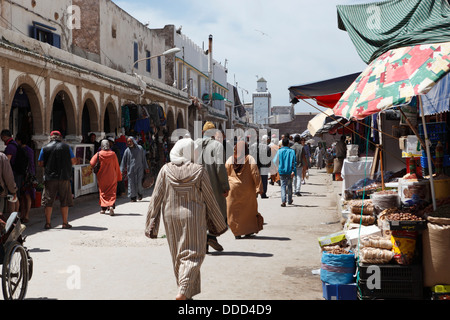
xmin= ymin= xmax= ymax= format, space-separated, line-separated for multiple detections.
xmin=318 ymin=231 xmax=346 ymax=248
xmin=345 ymin=225 xmax=382 ymax=247
xmin=401 ymin=135 xmax=422 ymax=158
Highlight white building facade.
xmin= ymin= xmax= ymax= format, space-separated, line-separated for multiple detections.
xmin=0 ymin=0 xmax=252 ymax=186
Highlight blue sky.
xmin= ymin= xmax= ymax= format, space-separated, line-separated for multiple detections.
xmin=114 ymin=0 xmax=384 ymax=113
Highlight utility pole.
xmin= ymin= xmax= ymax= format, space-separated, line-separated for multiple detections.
xmin=208 ymin=35 xmax=213 ymax=106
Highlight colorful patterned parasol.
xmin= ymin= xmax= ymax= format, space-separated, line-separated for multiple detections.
xmin=333 ymin=42 xmax=450 ymax=120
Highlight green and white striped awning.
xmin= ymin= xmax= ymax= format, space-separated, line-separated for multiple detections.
xmin=337 ymin=0 xmax=450 ymax=64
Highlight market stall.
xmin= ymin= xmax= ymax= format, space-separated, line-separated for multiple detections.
xmin=318 ymin=0 xmax=450 ymax=299
xmin=121 ymin=103 xmax=169 ymax=178
xmin=341 ymin=156 xmax=373 ymax=196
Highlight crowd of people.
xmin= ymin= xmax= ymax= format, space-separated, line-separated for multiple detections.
xmin=0 ymin=129 xmax=153 ymax=229
xmin=0 ymin=123 xmax=331 ymax=300
xmin=145 ymin=123 xmax=324 ymax=300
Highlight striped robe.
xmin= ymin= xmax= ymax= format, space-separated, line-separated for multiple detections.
xmin=145 ymin=162 xmax=227 ymax=299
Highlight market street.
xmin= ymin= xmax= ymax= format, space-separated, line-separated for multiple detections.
xmin=20 ymin=168 xmax=342 ymax=300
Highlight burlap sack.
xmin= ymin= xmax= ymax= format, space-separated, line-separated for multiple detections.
xmin=333 ymin=158 xmax=343 ymax=174
xmin=422 ymin=216 xmax=450 ymax=287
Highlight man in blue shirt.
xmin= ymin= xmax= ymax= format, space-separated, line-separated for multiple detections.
xmin=273 ymin=137 xmax=296 ymax=207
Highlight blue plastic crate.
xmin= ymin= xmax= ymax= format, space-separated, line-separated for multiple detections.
xmin=322 ymin=281 xmax=357 ymax=300
xmin=420 ymin=155 xmax=450 ymax=168
xmin=419 ymin=122 xmax=447 ymax=136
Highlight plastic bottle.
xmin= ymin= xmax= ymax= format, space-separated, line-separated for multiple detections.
xmin=435 ymin=141 xmax=444 ymax=175
xmin=409 ymin=156 xmax=416 ymax=176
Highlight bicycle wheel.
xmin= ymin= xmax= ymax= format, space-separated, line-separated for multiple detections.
xmin=2 ymin=241 xmax=28 ymax=300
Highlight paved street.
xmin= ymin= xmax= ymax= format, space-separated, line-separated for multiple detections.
xmin=20 ymin=168 xmax=342 ymax=300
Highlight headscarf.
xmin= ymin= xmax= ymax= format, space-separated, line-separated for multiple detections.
xmin=127 ymin=136 xmax=138 ymax=148
xmin=101 ymin=139 xmax=110 ymax=151
xmin=170 ymin=138 xmax=195 ymax=165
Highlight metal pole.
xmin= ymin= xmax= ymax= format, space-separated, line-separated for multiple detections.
xmin=208 ymin=35 xmax=213 ymax=106
xmin=419 ymin=98 xmax=437 ymax=211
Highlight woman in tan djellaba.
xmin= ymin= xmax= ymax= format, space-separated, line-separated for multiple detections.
xmin=225 ymin=140 xmax=264 ymax=239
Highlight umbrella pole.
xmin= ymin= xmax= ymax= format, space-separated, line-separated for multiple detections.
xmin=379 ymin=146 xmax=385 ymax=191
xmin=418 ymin=99 xmax=437 ymax=211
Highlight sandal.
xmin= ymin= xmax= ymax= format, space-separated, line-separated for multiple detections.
xmin=62 ymin=223 xmax=72 ymax=229
xmin=44 ymin=223 xmax=52 ymax=229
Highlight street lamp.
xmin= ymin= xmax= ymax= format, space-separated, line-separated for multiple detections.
xmin=132 ymin=47 xmax=181 ymax=72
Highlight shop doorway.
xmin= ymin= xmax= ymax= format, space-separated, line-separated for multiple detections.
xmin=50 ymin=90 xmax=76 ymax=138
xmin=104 ymin=103 xmax=118 ymax=136
xmin=9 ymin=87 xmax=34 ymax=144
xmin=176 ymin=112 xmax=184 ymax=130
xmin=81 ymin=99 xmax=99 ymax=141
xmin=51 ymin=92 xmax=68 ymax=137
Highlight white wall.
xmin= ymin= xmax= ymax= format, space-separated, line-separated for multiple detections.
xmin=174 ymin=32 xmax=228 ymax=102
xmin=99 ymin=0 xmax=166 ymax=79
xmin=254 ymin=95 xmax=271 ymax=124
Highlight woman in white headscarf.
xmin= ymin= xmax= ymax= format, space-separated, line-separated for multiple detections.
xmin=90 ymin=140 xmax=122 ymax=215
xmin=145 ymin=138 xmax=227 ymax=300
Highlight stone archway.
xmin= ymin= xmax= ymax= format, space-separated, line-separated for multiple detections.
xmin=166 ymin=108 xmax=176 ymax=135
xmin=81 ymin=97 xmax=100 ymax=141
xmin=8 ymin=82 xmax=44 ymax=143
xmin=104 ymin=101 xmax=119 ymax=136
xmin=5 ymin=75 xmax=44 ymax=139
xmin=176 ymin=110 xmax=184 ymax=130
xmin=50 ymin=88 xmax=76 ymax=137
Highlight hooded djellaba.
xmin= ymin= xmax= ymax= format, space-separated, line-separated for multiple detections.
xmin=90 ymin=139 xmax=122 ymax=215
xmin=145 ymin=138 xmax=227 ymax=300
xmin=120 ymin=136 xmax=149 ymax=202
